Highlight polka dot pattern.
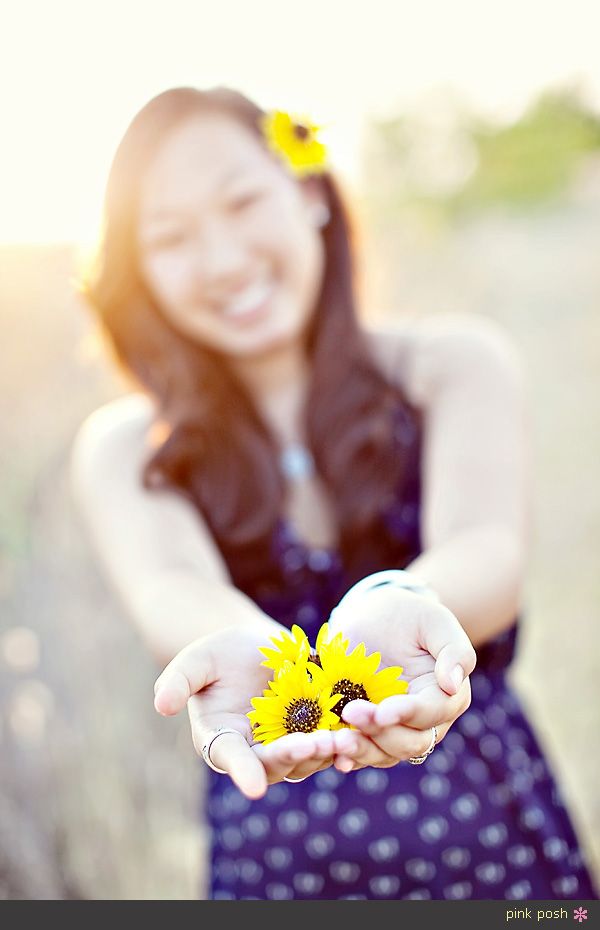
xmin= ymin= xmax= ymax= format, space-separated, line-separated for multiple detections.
xmin=204 ymin=403 xmax=595 ymax=900
xmin=304 ymin=833 xmax=335 ymax=859
xmin=368 ymin=837 xmax=400 ymax=863
xmin=264 ymin=847 xmax=293 ymax=871
xmin=386 ymin=793 xmax=419 ymax=820
xmin=308 ymin=791 xmax=339 ymax=818
xmin=505 ymin=880 xmax=532 ymax=900
xmin=277 ymin=810 xmax=308 ymax=837
xmin=444 ymin=881 xmax=473 ymax=900
xmin=369 ymin=875 xmax=401 ymax=897
xmin=442 ymin=847 xmax=472 ymax=870
xmin=356 ymin=769 xmax=389 ymax=794
xmin=207 ymin=672 xmax=595 ymax=900
xmin=338 ymin=808 xmax=369 ymax=837
xmin=329 ymin=861 xmax=360 ymax=884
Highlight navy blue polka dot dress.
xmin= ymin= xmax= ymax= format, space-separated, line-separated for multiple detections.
xmin=204 ymin=401 xmax=597 ymax=901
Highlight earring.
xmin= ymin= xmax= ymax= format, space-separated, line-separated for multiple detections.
xmin=310 ymin=203 xmax=331 ymax=228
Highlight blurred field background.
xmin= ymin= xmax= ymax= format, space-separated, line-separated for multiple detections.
xmin=1 ymin=1 xmax=600 ymax=900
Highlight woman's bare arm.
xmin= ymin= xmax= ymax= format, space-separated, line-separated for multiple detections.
xmin=71 ymin=395 xmax=348 ymax=795
xmin=394 ymin=313 xmax=533 ymax=647
xmin=69 ymin=394 xmax=281 ymax=667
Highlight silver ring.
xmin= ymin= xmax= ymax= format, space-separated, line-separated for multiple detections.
xmin=200 ymin=726 xmax=243 ymax=774
xmin=408 ymin=725 xmax=438 ymax=765
xmin=283 ymin=775 xmax=308 ymax=783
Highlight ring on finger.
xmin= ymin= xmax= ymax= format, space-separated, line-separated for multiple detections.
xmin=408 ymin=725 xmax=438 ymax=765
xmin=283 ymin=775 xmax=308 ymax=783
xmin=201 ymin=726 xmax=243 ymax=774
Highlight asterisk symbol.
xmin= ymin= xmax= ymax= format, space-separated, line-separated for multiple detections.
xmin=574 ymin=907 xmax=588 ymax=923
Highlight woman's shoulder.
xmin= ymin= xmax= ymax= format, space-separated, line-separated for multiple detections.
xmin=70 ymin=393 xmax=158 ymax=495
xmin=74 ymin=392 xmax=157 ymax=446
xmin=364 ymin=311 xmax=523 ymax=407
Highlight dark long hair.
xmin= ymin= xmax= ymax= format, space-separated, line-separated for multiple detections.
xmin=82 ymin=86 xmax=419 ymax=578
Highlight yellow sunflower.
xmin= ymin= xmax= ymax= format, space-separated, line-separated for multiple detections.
xmin=261 ymin=110 xmax=327 ymax=177
xmin=259 ymin=624 xmax=311 ymax=674
xmin=317 ymin=633 xmax=408 ymax=722
xmin=248 ymin=658 xmax=341 ymax=744
xmin=313 ymin=622 xmax=347 ymax=656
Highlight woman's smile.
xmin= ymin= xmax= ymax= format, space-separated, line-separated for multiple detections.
xmin=217 ymin=273 xmax=276 ymax=324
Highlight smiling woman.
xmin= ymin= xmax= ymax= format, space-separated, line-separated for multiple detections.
xmin=136 ymin=109 xmax=326 ymax=357
xmin=81 ymin=87 xmax=412 ymax=567
xmin=73 ymin=85 xmax=597 ymax=901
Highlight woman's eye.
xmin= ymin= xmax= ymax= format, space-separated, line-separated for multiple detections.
xmin=229 ymin=191 xmax=262 ymax=211
xmin=148 ymin=231 xmax=187 ymax=250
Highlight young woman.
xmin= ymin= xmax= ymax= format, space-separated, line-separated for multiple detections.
xmin=72 ymin=86 xmax=596 ymax=900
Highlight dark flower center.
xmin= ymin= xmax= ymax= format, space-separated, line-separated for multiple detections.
xmin=284 ymin=698 xmax=322 ymax=734
xmin=332 ymin=679 xmax=369 ymax=718
xmin=293 ymin=123 xmax=310 ymax=141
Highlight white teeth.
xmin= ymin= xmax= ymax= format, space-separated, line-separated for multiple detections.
xmin=221 ymin=279 xmax=272 ymax=318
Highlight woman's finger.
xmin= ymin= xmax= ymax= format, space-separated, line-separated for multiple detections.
xmin=187 ymin=699 xmax=267 ymax=799
xmin=372 ymin=678 xmax=471 ymax=730
xmin=435 ymin=640 xmax=477 ymax=696
xmin=253 ymin=729 xmax=334 ymax=782
xmin=358 ymin=720 xmax=450 ymax=761
xmin=335 ymin=715 xmax=450 ymax=763
xmin=339 ymin=699 xmax=377 ymax=731
xmin=281 ymin=757 xmax=334 ymax=782
xmin=154 ymin=640 xmax=216 ymax=716
xmin=273 ymin=730 xmax=337 ymax=782
xmin=417 ymin=606 xmax=477 ymax=695
xmin=211 ymin=730 xmax=268 ymax=799
xmin=333 ymin=728 xmax=397 ymax=768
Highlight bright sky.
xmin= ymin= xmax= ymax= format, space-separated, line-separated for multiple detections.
xmin=2 ymin=0 xmax=600 ymax=244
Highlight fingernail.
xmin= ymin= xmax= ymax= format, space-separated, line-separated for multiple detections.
xmin=451 ymin=665 xmax=464 ymax=691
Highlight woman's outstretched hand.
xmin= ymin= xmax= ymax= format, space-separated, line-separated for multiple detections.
xmin=326 ymin=585 xmax=477 ymax=771
xmin=153 ymin=588 xmax=476 ymax=797
xmin=153 ymin=624 xmax=340 ymax=799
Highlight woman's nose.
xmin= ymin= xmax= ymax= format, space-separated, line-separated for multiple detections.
xmin=195 ymin=220 xmax=250 ymax=294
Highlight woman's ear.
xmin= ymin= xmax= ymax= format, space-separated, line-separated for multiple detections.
xmin=310 ymin=201 xmax=331 ymax=228
xmin=301 ymin=178 xmax=331 ymax=228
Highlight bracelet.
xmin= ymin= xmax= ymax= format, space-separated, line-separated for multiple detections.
xmin=330 ymin=569 xmax=440 ymax=617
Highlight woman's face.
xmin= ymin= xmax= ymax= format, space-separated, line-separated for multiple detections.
xmin=137 ymin=111 xmax=327 ymax=358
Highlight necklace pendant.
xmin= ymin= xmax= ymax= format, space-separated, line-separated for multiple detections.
xmin=279 ymin=443 xmax=315 ymax=481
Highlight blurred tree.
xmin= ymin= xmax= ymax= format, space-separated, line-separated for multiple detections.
xmin=455 ymin=87 xmax=600 ymax=211
xmin=364 ymin=85 xmax=600 ymax=219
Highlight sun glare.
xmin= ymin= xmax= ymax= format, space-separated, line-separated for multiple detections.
xmin=1 ymin=0 xmax=599 ymax=245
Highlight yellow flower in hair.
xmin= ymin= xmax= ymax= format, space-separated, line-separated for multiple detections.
xmin=316 ymin=624 xmax=408 ymax=722
xmin=261 ymin=110 xmax=327 ymax=177
xmin=259 ymin=624 xmax=311 ymax=673
xmin=248 ymin=658 xmax=341 ymax=744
